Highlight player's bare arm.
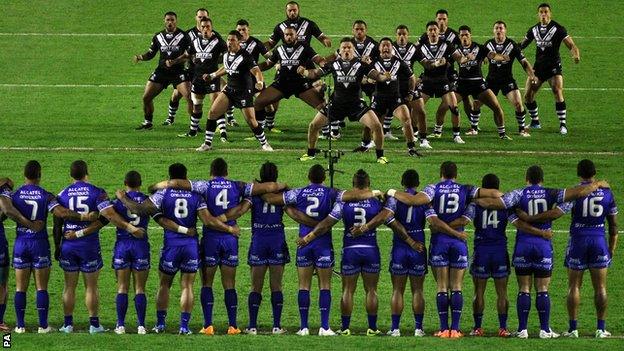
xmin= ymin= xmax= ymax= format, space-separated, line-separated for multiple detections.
xmin=388 ymin=219 xmax=425 ymax=252
xmin=515 ymin=207 xmax=564 ymax=223
xmin=284 ymin=206 xmax=318 ymax=227
xmin=607 ymin=214 xmax=618 ymax=258
xmin=563 ymin=36 xmax=580 ymax=63
xmin=154 ymin=216 xmax=198 ymax=237
xmin=223 ymin=200 xmax=252 ymax=221
xmin=298 ymin=216 xmax=339 ymax=247
xmin=116 ymin=190 xmax=159 ymax=216
xmin=563 ymin=180 xmax=610 ymax=202
xmin=198 ymin=208 xmax=240 ymax=237
xmin=387 ymin=190 xmax=431 ymax=206
xmin=512 ymin=218 xmax=553 ymax=240
xmin=0 ymin=196 xmax=45 ymax=232
xmin=100 ymin=207 xmax=146 ymax=239
xmin=350 ymin=208 xmax=392 ymax=236
xmin=474 ymin=197 xmax=506 ymax=209
xmin=429 ymin=216 xmax=469 ymax=241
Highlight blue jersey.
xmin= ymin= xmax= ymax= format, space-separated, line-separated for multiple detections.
xmin=57 ymin=181 xmax=112 ymax=243
xmin=112 ymin=190 xmax=149 ymax=241
xmin=0 ymin=185 xmax=12 ymax=241
xmin=248 ymin=195 xmax=285 ymax=237
xmin=560 ymin=182 xmax=618 ymax=237
xmin=464 ymin=202 xmax=509 ymax=246
xmin=502 ymin=185 xmax=567 ymax=244
xmin=191 ymin=178 xmax=252 ymax=236
xmin=150 ymin=188 xmax=206 ymax=246
xmin=329 ymin=198 xmax=384 ymax=249
xmin=422 ymin=180 xmax=478 ymax=240
xmin=384 ymin=188 xmax=436 ymax=245
xmin=9 ymin=184 xmax=59 ymax=240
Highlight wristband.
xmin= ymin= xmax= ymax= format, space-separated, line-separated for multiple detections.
xmin=178 ymin=226 xmax=189 ymax=234
xmin=75 ymin=230 xmax=84 ymax=238
xmin=387 ymin=189 xmax=397 ymax=197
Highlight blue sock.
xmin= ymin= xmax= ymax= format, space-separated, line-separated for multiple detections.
xmin=36 ymin=290 xmax=49 ymax=328
xmin=498 ymin=313 xmax=508 ymax=329
xmin=450 ymin=291 xmax=463 ymax=331
xmin=569 ymin=319 xmax=577 ymax=332
xmin=248 ymin=292 xmax=262 ymax=329
xmin=414 ymin=314 xmax=424 ymax=330
xmin=298 ymin=290 xmax=310 ymax=329
xmin=156 ymin=310 xmax=167 ymax=327
xmin=64 ymin=315 xmax=73 ymax=327
xmin=224 ymin=289 xmax=238 ymax=327
xmin=517 ymin=292 xmax=531 ymax=331
xmin=391 ymin=314 xmax=401 ymax=330
xmin=319 ymin=289 xmax=331 ymax=330
xmin=134 ymin=293 xmax=147 ymax=327
xmin=474 ymin=313 xmax=483 ymax=329
xmin=14 ymin=291 xmax=26 ymax=328
xmin=271 ymin=291 xmax=283 ymax=328
xmin=116 ymin=293 xmax=128 ymax=327
xmin=436 ymin=292 xmax=449 ymax=331
xmin=597 ymin=319 xmax=606 ymax=331
xmin=180 ymin=312 xmax=191 ymax=330
xmin=201 ymin=287 xmax=214 ymax=327
xmin=341 ymin=315 xmax=351 ymax=330
xmin=536 ymin=292 xmax=551 ymax=331
xmin=367 ymin=314 xmax=378 ymax=330
xmin=0 ymin=303 xmax=6 ymax=323
xmin=89 ymin=316 xmax=100 ymax=328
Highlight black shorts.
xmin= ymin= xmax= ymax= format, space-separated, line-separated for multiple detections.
xmin=371 ymin=96 xmax=405 ymax=117
xmin=271 ymin=79 xmax=314 ymax=99
xmin=149 ymin=67 xmax=188 ymax=88
xmin=487 ymin=78 xmax=519 ymax=96
xmin=456 ymin=79 xmax=489 ymax=100
xmin=534 ymin=61 xmax=562 ymax=82
xmin=321 ymin=100 xmax=370 ymax=122
xmin=191 ymin=77 xmax=221 ymax=95
xmin=361 ymin=83 xmax=375 ymax=99
xmin=223 ymin=86 xmax=254 ymax=109
xmin=420 ymin=78 xmax=453 ymax=98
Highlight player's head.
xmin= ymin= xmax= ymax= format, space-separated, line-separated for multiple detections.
xmin=200 ymin=17 xmax=213 ymax=38
xmin=577 ymin=159 xmax=596 ymax=180
xmin=195 ymin=8 xmax=209 ymax=26
xmin=538 ymin=3 xmax=552 ymax=23
xmin=436 ymin=9 xmax=449 ymax=30
xmin=525 ymin=165 xmax=544 ymax=185
xmin=339 ymin=37 xmax=356 ymax=60
xmin=379 ymin=37 xmax=394 ymax=58
xmin=493 ymin=20 xmax=507 ymax=38
xmin=259 ymin=161 xmax=278 ymax=183
xmin=164 ymin=11 xmax=177 ymax=32
xmin=458 ymin=25 xmax=472 ymax=46
xmin=395 ymin=24 xmax=409 ymax=45
xmin=210 ymin=158 xmax=228 ymax=177
xmin=401 ymin=169 xmax=420 ymax=189
xmin=308 ymin=164 xmax=326 ymax=184
xmin=227 ymin=29 xmax=243 ymax=51
xmin=124 ymin=170 xmax=142 ymax=189
xmin=440 ymin=161 xmax=457 ymax=179
xmin=235 ymin=19 xmax=250 ymax=40
xmin=70 ymin=160 xmax=88 ymax=180
xmin=352 ymin=169 xmax=370 ymax=189
xmin=426 ymin=21 xmax=439 ymax=41
xmin=168 ymin=163 xmax=187 ymax=180
xmin=24 ymin=160 xmax=41 ymax=182
xmin=283 ymin=26 xmax=297 ymax=45
xmin=352 ymin=20 xmax=367 ymax=40
xmin=481 ymin=173 xmax=500 ymax=189
xmin=286 ymin=1 xmax=300 ymax=19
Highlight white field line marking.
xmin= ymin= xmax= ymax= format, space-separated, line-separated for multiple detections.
xmin=0 ymin=146 xmax=621 ymax=156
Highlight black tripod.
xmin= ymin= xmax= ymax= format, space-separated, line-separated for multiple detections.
xmin=320 ymin=75 xmax=344 ymax=188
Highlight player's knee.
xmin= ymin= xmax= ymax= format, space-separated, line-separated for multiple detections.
xmin=191 ymin=94 xmax=204 ymax=106
xmin=449 ymin=106 xmax=460 ymax=116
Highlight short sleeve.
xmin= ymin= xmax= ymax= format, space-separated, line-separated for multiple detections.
xmin=310 ymin=20 xmax=322 ymax=38
xmin=96 ymin=189 xmax=113 ymax=212
xmin=513 ymin=42 xmax=526 ymax=62
xmin=335 ymin=190 xmax=346 ymax=203
xmin=269 ymin=24 xmax=282 ymax=44
xmin=197 ymin=196 xmax=207 ymax=211
xmin=608 ymin=195 xmax=618 ymax=216
xmin=463 ymin=203 xmax=476 ymax=221
xmin=46 ymin=191 xmax=60 ymax=212
xmin=417 ymin=33 xmax=427 ymax=45
xmin=283 ymin=188 xmax=300 ymax=205
xmin=384 ymin=196 xmax=397 ymax=213
xmin=465 ymin=185 xmax=479 ymax=201
xmin=0 ymin=186 xmax=10 ymax=198
xmin=257 ymin=40 xmax=268 ymax=56
xmin=149 ymin=189 xmax=166 ymax=210
xmin=421 ymin=185 xmax=436 ymax=202
xmin=148 ymin=35 xmax=158 ymax=53
xmin=191 ymin=180 xmax=209 ymax=195
xmin=328 ymin=201 xmax=344 ymax=220
xmin=478 ymin=44 xmax=489 ymax=61
xmin=525 ymin=27 xmax=535 ymax=41
xmin=508 ymin=213 xmax=519 ymax=223
xmin=557 ymin=24 xmax=568 ymax=40
xmin=424 ymin=205 xmax=437 ymax=218
xmin=268 ymin=49 xmax=279 ymax=64
xmin=501 ymin=189 xmax=522 ymax=209
xmin=240 ymin=182 xmax=253 ymax=198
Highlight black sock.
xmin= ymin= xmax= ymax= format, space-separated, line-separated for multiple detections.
xmin=407 ymin=141 xmax=415 ymax=149
xmin=555 ymin=101 xmax=567 ymax=126
xmin=375 ymin=149 xmax=384 ymax=158
xmin=144 ymin=114 xmax=153 ymax=123
xmin=526 ymin=101 xmax=539 ymax=121
xmin=307 ymin=148 xmax=316 ymax=157
xmin=204 ymin=119 xmax=217 ymax=146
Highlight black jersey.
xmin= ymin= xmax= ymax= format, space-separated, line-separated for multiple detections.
xmin=145 ymin=29 xmax=190 ymax=70
xmin=415 ymin=39 xmax=458 ymax=80
xmin=523 ymin=20 xmax=569 ymax=65
xmin=354 ymin=36 xmax=380 ymax=60
xmin=187 ymin=34 xmax=226 ymax=77
xmin=418 ymin=28 xmax=461 ymax=47
xmin=240 ymin=36 xmax=269 ymax=63
xmin=223 ymin=49 xmax=258 ymax=91
xmin=485 ymin=38 xmax=526 ymax=81
xmin=268 ymin=42 xmax=318 ymax=83
xmin=187 ymin=27 xmax=223 ymax=41
xmin=457 ymin=42 xmax=490 ymax=80
xmin=392 ymin=41 xmax=419 ymax=72
xmin=321 ymin=58 xmax=373 ymax=104
xmin=372 ymin=57 xmax=412 ymax=98
xmin=269 ymin=17 xmax=323 ymax=45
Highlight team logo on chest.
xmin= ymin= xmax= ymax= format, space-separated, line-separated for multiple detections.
xmin=334 ymin=61 xmax=361 ymax=87
xmin=277 ymin=45 xmax=305 ymax=68
xmin=224 ymin=53 xmax=244 ymax=74
xmin=374 ymin=60 xmax=400 ymax=83
xmin=194 ymin=37 xmax=219 ymax=61
xmin=421 ymin=42 xmax=447 ymax=60
xmin=460 ymin=46 xmax=480 ymax=68
xmin=355 ymin=40 xmax=375 ymax=57
xmin=157 ymin=32 xmax=185 ymax=55
xmin=533 ymin=25 xmax=557 ymax=50
xmin=242 ymin=40 xmax=257 ymax=54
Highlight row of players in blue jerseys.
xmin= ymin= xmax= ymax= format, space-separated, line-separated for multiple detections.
xmin=0 ymin=157 xmax=616 ymax=338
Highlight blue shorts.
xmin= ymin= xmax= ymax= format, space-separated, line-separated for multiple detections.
xmin=470 ymin=245 xmax=510 ymax=279
xmin=512 ymin=241 xmax=553 ymax=273
xmin=13 ymin=238 xmax=52 ymax=270
xmin=389 ymin=244 xmax=427 ymax=276
xmin=341 ymin=247 xmax=381 ymax=276
xmin=296 ymin=243 xmax=334 ymax=268
xmin=429 ymin=238 xmax=469 ymax=269
xmin=59 ymin=241 xmax=103 ymax=273
xmin=565 ymin=236 xmax=611 ymax=271
xmin=248 ymin=236 xmax=290 ymax=266
xmin=0 ymin=238 xmax=9 ymax=267
xmin=112 ymin=239 xmax=151 ymax=271
xmin=159 ymin=243 xmax=199 ymax=275
xmin=201 ymin=235 xmax=239 ymax=267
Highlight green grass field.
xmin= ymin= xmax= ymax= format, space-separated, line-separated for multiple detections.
xmin=1 ymin=0 xmax=623 ymax=349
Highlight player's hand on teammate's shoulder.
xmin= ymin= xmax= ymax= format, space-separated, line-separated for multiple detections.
xmin=594 ymin=180 xmax=610 ymax=189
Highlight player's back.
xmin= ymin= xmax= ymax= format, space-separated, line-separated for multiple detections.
xmin=386 ymin=188 xmax=434 ymax=245
xmin=334 ymin=198 xmax=383 ymax=249
xmin=153 ymin=188 xmax=204 ymax=246
xmin=112 ymin=190 xmax=149 ymax=241
xmin=285 ymin=184 xmax=341 ymax=243
xmin=468 ymin=202 xmax=508 ymax=247
xmin=249 ymin=195 xmax=285 ymax=237
xmin=57 ymin=181 xmax=111 ymax=242
xmin=568 ymin=183 xmax=617 ymax=237
xmin=425 ymin=179 xmax=476 ymax=239
xmin=505 ymin=185 xmax=563 ymax=243
xmin=11 ymin=184 xmax=57 ymax=240
xmin=192 ymin=177 xmax=250 ymax=236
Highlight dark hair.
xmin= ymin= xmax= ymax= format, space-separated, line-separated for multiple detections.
xmin=70 ymin=160 xmax=88 ymax=180
xmin=577 ymin=159 xmax=596 ymax=179
xmin=259 ymin=162 xmax=278 ymax=183
xmin=200 ymin=17 xmax=212 ymax=25
xmin=440 ymin=161 xmax=457 ymax=179
xmin=283 ymin=25 xmax=297 ymax=32
xmin=538 ymin=3 xmax=551 ymax=10
xmin=286 ymin=1 xmax=299 ymax=7
xmin=352 ymin=20 xmax=367 ymax=28
xmin=436 ymin=9 xmax=449 ymax=16
xmin=124 ymin=170 xmax=142 ymax=188
xmin=228 ymin=30 xmax=243 ymax=40
xmin=308 ymin=164 xmax=326 ymax=184
xmin=379 ymin=37 xmax=393 ymax=44
xmin=396 ymin=24 xmax=409 ymax=32
xmin=168 ymin=163 xmax=187 ymax=180
xmin=236 ymin=19 xmax=249 ymax=27
xmin=401 ymin=169 xmax=420 ymax=189
xmin=210 ymin=158 xmax=228 ymax=177
xmin=352 ymin=169 xmax=370 ymax=189
xmin=481 ymin=173 xmax=500 ymax=189
xmin=494 ymin=20 xmax=507 ymax=28
xmin=458 ymin=25 xmax=471 ymax=33
xmin=24 ymin=160 xmax=41 ymax=180
xmin=526 ymin=165 xmax=544 ymax=185
xmin=164 ymin=11 xmax=177 ymax=18
xmin=426 ymin=21 xmax=439 ymax=29
xmin=196 ymin=8 xmax=209 ymax=15
xmin=340 ymin=37 xmax=355 ymax=45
